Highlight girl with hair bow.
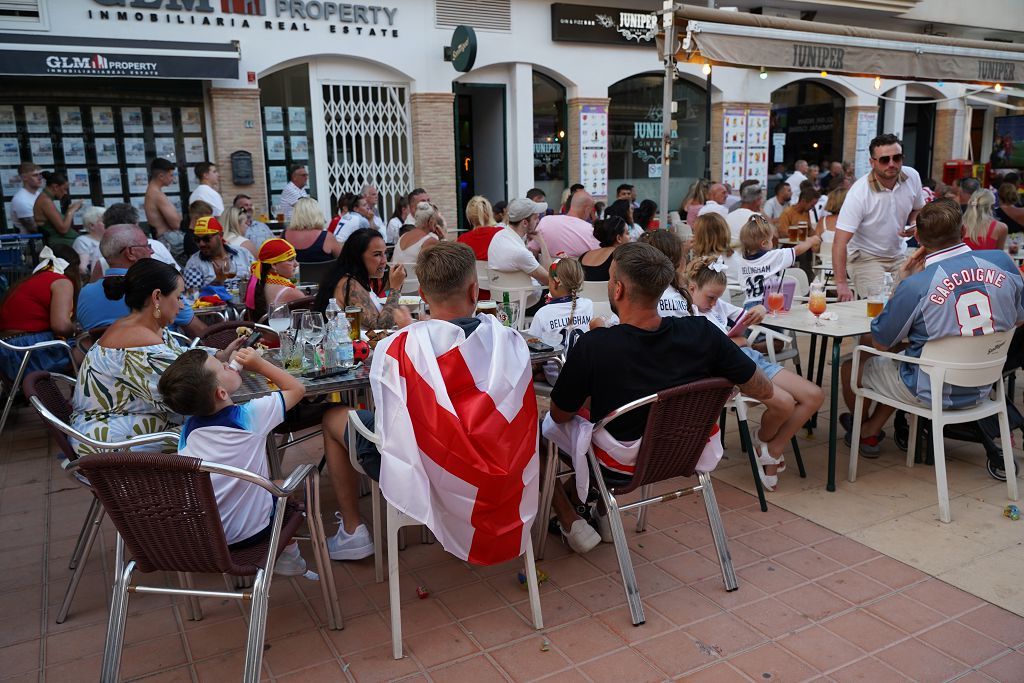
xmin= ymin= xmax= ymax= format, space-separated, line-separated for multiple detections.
xmin=245 ymin=238 xmax=305 ymax=321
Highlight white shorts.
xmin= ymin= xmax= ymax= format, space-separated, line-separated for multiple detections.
xmin=861 ymin=355 xmax=922 ymax=406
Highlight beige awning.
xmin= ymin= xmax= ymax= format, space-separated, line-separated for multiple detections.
xmin=673 ymin=6 xmax=1024 ymax=85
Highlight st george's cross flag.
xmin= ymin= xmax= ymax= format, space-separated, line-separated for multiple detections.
xmin=370 ymin=315 xmax=539 ymax=566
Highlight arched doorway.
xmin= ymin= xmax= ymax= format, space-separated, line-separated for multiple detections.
xmin=770 ymin=81 xmax=845 ymax=169
xmin=608 ymin=73 xmax=706 ymax=210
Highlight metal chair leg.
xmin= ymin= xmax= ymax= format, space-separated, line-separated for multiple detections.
xmin=305 ymin=473 xmax=343 ymax=630
xmin=698 ymin=472 xmax=738 ymax=592
xmin=603 ymin=489 xmax=645 ymax=626
xmin=737 ymin=416 xmax=767 ymax=512
xmin=387 ymin=504 xmax=403 ymax=660
xmin=0 ymin=352 xmax=31 ymax=438
xmin=535 ymin=440 xmax=559 ymax=560
xmin=68 ymin=496 xmax=101 ymax=570
xmin=57 ymin=505 xmax=104 ymax=624
xmin=790 ymin=436 xmax=807 ymax=478
xmin=242 ymin=570 xmax=270 ymax=683
xmin=371 ymin=481 xmax=384 ymax=584
xmin=719 ymin=408 xmax=727 ymax=447
xmin=101 ymin=542 xmax=134 ymax=683
xmin=635 ymin=484 xmax=652 ymax=532
xmin=265 ymin=437 xmax=284 ymax=480
xmin=522 ymin=540 xmax=544 ymax=630
xmin=178 ymin=573 xmax=203 ymax=621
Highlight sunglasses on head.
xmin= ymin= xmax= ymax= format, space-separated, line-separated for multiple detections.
xmin=873 ymin=153 xmax=903 ymax=165
xmin=196 ymin=234 xmax=218 ymax=243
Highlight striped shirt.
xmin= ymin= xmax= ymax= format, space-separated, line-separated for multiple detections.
xmin=279 ymin=182 xmax=308 ymax=221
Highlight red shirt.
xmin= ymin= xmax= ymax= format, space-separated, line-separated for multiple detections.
xmin=0 ymin=271 xmax=68 ymax=332
xmin=458 ymin=226 xmax=503 ymax=261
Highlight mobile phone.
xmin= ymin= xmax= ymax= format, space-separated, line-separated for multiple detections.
xmin=527 ymin=340 xmax=554 ymax=353
xmin=241 ymin=330 xmax=263 ymax=348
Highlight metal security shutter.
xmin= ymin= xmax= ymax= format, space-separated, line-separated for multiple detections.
xmin=435 ymin=0 xmax=511 ymax=31
xmin=0 ymin=0 xmax=40 ymax=19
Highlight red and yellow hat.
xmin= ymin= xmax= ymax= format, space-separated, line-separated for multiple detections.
xmin=193 ymin=216 xmax=223 ymax=236
xmin=251 ymin=238 xmax=297 ymax=278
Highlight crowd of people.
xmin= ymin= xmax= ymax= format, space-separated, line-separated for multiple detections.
xmin=1 ymin=130 xmax=1023 ymax=568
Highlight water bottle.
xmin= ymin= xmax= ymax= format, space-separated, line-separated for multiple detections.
xmin=882 ymin=272 xmax=893 ymax=304
xmin=325 ymin=298 xmax=342 ymax=323
xmin=333 ymin=315 xmax=354 ymax=368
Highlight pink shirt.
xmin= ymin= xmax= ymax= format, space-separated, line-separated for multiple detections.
xmin=529 ymin=214 xmax=599 ymax=258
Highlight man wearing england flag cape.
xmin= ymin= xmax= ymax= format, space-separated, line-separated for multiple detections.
xmin=369 ymin=242 xmax=539 ymax=565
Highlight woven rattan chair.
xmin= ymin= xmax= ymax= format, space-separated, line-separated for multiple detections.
xmin=70 ymin=452 xmax=341 ymax=683
xmin=540 ymin=378 xmax=738 ymax=626
xmin=21 ymin=371 xmax=179 ymax=624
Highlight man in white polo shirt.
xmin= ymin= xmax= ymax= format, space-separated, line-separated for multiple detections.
xmin=697 ymin=182 xmax=730 ymax=219
xmin=833 ymin=133 xmax=923 ymax=302
xmin=489 ymin=197 xmax=551 ymax=305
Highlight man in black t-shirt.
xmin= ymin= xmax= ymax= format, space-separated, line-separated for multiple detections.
xmin=547 ymin=242 xmax=774 ymax=553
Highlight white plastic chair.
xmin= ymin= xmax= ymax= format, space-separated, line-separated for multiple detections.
xmin=475 ymin=261 xmax=491 ymax=294
xmin=784 ymin=268 xmax=810 ymax=299
xmin=848 ymin=330 xmax=1019 ymax=523
xmin=581 ymin=280 xmax=609 ymax=303
xmin=0 ymin=336 xmax=77 ymax=437
xmin=487 ymin=267 xmax=536 ymax=330
xmin=347 ymin=412 xmax=543 ymax=659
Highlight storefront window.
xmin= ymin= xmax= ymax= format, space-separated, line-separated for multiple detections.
xmin=533 ymin=72 xmax=567 ymax=203
xmin=259 ymin=64 xmax=315 ymax=216
xmin=0 ymin=77 xmax=206 ymax=233
xmin=770 ymin=81 xmax=845 ymax=169
xmin=608 ymin=74 xmax=706 ymax=210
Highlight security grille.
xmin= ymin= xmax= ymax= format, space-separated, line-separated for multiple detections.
xmin=321 ymin=82 xmax=413 ymax=222
xmin=435 ymin=0 xmax=511 ymax=31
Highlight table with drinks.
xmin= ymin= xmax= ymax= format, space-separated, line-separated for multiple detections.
xmin=779 ymin=221 xmax=815 ymax=279
xmin=760 ymin=294 xmax=875 ymax=492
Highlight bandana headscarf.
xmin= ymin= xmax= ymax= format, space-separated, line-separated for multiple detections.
xmin=193 ymin=216 xmax=223 ymax=236
xmin=245 ymin=238 xmax=297 ymax=309
xmin=33 ymin=246 xmax=69 ymax=275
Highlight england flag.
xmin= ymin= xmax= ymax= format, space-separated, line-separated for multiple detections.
xmin=370 ymin=315 xmax=539 ymax=566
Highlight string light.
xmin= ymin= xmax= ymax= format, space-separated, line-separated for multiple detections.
xmin=874 ymin=76 xmax=881 ymax=90
xmin=995 ymin=83 xmax=1003 ymax=92
xmin=702 ymin=62 xmax=712 ymax=76
xmin=820 ymin=71 xmax=828 ymax=77
xmin=759 ymin=66 xmax=768 ymax=80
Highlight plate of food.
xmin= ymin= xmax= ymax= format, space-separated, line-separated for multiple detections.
xmin=398 ymin=295 xmax=422 ymax=308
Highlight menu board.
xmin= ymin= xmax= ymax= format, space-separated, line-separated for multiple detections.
xmin=855 ymin=110 xmax=879 ymax=179
xmin=720 ymin=108 xmax=770 ymax=189
xmin=579 ymin=105 xmax=608 ymax=197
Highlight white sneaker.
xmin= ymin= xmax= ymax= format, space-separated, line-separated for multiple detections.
xmin=328 ymin=514 xmax=375 ymax=561
xmin=274 ymin=542 xmax=307 ymax=576
xmin=559 ymin=519 xmax=601 ymax=554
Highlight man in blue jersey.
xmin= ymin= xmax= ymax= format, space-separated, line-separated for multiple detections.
xmin=851 ymin=199 xmax=1024 ymax=454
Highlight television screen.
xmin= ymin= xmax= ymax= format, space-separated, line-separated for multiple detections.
xmin=992 ymin=115 xmax=1024 ymax=169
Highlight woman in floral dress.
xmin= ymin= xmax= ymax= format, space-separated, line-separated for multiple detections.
xmin=70 ymin=258 xmax=242 ymax=455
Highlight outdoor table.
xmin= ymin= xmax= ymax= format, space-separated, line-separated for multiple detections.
xmin=760 ymin=299 xmax=874 ymax=492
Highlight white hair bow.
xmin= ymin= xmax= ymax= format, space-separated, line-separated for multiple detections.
xmin=32 ymin=246 xmax=70 ymax=276
xmin=708 ymin=258 xmax=728 ymax=273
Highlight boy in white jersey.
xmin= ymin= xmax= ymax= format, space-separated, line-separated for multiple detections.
xmin=158 ymin=346 xmax=311 ymax=576
xmin=739 ymin=214 xmax=820 ymax=308
xmin=687 ymin=256 xmax=824 ymax=491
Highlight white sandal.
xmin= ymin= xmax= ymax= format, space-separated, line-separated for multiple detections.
xmin=754 ymin=434 xmax=786 ymax=473
xmin=755 ymin=443 xmax=783 ymax=492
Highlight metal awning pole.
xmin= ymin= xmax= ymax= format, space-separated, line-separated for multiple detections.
xmin=659 ymin=1 xmax=676 ymax=231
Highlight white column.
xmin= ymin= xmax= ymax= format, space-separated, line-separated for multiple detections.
xmin=509 ymin=63 xmax=535 ymax=200
xmin=882 ymin=85 xmax=906 ymax=137
xmin=307 ymin=61 xmax=330 ymax=213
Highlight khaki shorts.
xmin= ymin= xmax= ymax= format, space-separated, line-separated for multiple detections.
xmin=861 ymin=355 xmax=922 ymax=406
xmin=847 ymin=250 xmax=905 ymax=299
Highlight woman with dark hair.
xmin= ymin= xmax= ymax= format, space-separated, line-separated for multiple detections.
xmin=579 ymin=216 xmax=629 ymax=281
xmin=314 ymin=227 xmax=411 ymax=329
xmin=34 ymin=171 xmax=83 ymax=248
xmin=995 ymin=183 xmax=1024 ymax=234
xmin=604 ymin=198 xmax=642 ymax=241
xmin=0 ymin=245 xmax=81 ymax=379
xmin=634 ymin=199 xmax=658 ymax=231
xmin=70 ymin=258 xmax=242 ymax=455
xmin=245 ymin=238 xmax=305 ymax=321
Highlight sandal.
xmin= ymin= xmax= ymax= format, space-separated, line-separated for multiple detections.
xmin=754 ymin=434 xmax=786 ymax=473
xmin=755 ymin=443 xmax=782 ymax=492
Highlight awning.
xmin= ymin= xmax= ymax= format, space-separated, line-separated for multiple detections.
xmin=674 ymin=6 xmax=1024 ymax=85
xmin=0 ymin=34 xmax=239 ymax=80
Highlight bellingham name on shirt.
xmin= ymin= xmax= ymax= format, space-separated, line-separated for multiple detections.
xmin=546 ymin=314 xmax=591 ymax=331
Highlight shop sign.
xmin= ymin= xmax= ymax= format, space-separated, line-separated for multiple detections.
xmin=0 ymin=49 xmax=238 ymax=79
xmin=448 ymin=25 xmax=477 ymax=73
xmin=88 ymin=0 xmax=400 ymax=36
xmin=551 ymin=3 xmax=657 ymax=47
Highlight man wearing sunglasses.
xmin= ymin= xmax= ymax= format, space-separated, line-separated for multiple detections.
xmin=833 ymin=133 xmax=924 ymax=302
xmin=182 ymin=216 xmax=254 ymax=290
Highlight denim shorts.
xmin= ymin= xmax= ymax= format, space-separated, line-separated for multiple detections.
xmin=741 ymin=346 xmax=783 ymax=381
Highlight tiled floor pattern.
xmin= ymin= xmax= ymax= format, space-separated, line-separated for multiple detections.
xmin=2 ymin=406 xmax=1023 ymax=682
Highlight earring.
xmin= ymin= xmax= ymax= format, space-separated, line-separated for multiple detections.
xmin=153 ymin=304 xmax=162 ymax=319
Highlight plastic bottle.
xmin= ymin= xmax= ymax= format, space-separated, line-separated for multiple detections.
xmin=324 ymin=298 xmax=342 ymax=323
xmin=333 ymin=315 xmax=354 ymax=368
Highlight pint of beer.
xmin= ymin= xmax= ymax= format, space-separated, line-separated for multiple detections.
xmin=344 ymin=306 xmax=362 ymax=340
xmin=476 ymin=301 xmax=498 ymax=317
xmin=788 ymin=226 xmax=799 ymax=241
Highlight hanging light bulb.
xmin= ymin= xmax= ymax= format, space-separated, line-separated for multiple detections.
xmin=820 ymin=71 xmax=828 ymax=77
xmin=995 ymin=83 xmax=1003 ymax=92
xmin=702 ymin=62 xmax=712 ymax=76
xmin=759 ymin=66 xmax=768 ymax=80
xmin=874 ymin=76 xmax=881 ymax=90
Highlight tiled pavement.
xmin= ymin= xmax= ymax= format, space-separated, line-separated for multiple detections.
xmin=2 ymin=406 xmax=1024 ymax=682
